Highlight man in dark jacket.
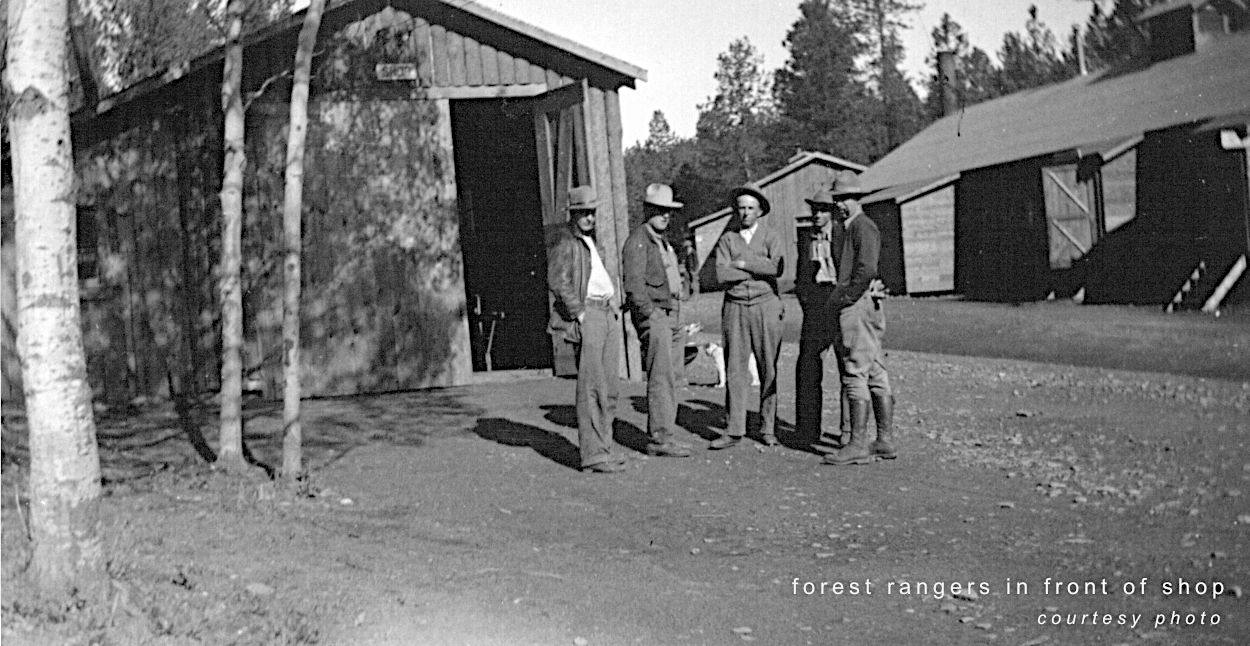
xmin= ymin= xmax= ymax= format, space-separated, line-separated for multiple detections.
xmin=709 ymin=185 xmax=786 ymax=449
xmin=621 ymin=184 xmax=692 ymax=458
xmin=819 ymin=171 xmax=896 ymax=466
xmin=795 ymin=186 xmax=849 ymax=454
xmin=548 ymin=186 xmax=626 ymax=473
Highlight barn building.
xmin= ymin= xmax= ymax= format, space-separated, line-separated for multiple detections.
xmin=857 ymin=0 xmax=1250 ymax=307
xmin=1 ymin=0 xmax=644 ymax=402
xmin=687 ymin=150 xmax=866 ymax=293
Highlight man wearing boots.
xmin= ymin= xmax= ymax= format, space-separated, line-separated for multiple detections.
xmin=622 ymin=183 xmax=693 ymax=459
xmin=547 ymin=186 xmax=626 ymax=473
xmin=820 ymin=171 xmax=897 ymax=466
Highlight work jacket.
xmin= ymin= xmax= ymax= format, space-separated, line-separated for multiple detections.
xmin=622 ymin=224 xmax=681 ymax=318
xmin=827 ymin=212 xmax=881 ymax=309
xmin=547 ymin=225 xmax=619 ymax=341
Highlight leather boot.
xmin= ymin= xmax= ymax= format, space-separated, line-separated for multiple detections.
xmin=823 ymin=399 xmax=872 ymax=465
xmin=870 ymin=392 xmax=897 ymax=460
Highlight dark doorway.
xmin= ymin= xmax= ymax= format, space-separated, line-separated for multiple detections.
xmin=451 ymin=99 xmax=553 ymax=372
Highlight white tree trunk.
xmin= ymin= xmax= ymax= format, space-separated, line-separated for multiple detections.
xmin=216 ymin=0 xmax=246 ymax=471
xmin=5 ymin=0 xmax=106 ymax=598
xmin=280 ymin=0 xmax=324 ymax=482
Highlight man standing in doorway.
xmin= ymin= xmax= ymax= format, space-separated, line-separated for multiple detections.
xmin=796 ymin=186 xmax=848 ymax=454
xmin=548 ymin=186 xmax=626 ymax=473
xmin=709 ymin=185 xmax=785 ymax=449
xmin=622 ymin=183 xmax=692 ymax=458
xmin=821 ymin=171 xmax=897 ymax=466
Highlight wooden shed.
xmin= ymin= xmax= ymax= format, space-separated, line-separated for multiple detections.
xmin=1 ymin=0 xmax=644 ymax=402
xmin=858 ymin=5 xmax=1250 ymax=307
xmin=861 ymin=175 xmax=958 ymax=295
xmin=687 ymin=151 xmax=865 ymax=293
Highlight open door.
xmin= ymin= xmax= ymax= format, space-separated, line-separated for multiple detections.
xmin=532 ymin=80 xmax=595 ymax=377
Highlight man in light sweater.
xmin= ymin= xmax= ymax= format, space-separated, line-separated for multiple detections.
xmin=709 ymin=184 xmax=786 ymax=449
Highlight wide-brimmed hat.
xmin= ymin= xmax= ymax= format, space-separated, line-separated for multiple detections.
xmin=828 ymin=170 xmax=870 ymax=199
xmin=644 ymin=183 xmax=683 ymax=210
xmin=731 ymin=184 xmax=770 ymax=216
xmin=567 ymin=185 xmax=599 ymax=212
xmin=805 ymin=186 xmax=838 ymax=208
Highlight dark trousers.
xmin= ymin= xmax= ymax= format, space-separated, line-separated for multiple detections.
xmin=722 ymin=297 xmax=783 ymax=438
xmin=574 ymin=302 xmax=621 ymax=467
xmin=633 ymin=306 xmax=684 ymax=444
xmin=795 ymin=294 xmax=846 ymax=442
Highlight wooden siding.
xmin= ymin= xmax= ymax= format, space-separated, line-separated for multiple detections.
xmin=1 ymin=3 xmax=639 ymax=401
xmin=900 ymin=186 xmax=955 ymax=294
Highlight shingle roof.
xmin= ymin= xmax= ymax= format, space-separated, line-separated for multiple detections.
xmin=858 ymin=32 xmax=1250 ymax=192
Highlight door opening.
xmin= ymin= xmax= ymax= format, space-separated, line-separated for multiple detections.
xmin=451 ymin=99 xmax=552 ymax=372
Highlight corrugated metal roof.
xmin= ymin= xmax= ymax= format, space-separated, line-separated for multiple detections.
xmin=858 ymin=32 xmax=1250 ymax=192
xmin=79 ymin=0 xmax=645 ymax=120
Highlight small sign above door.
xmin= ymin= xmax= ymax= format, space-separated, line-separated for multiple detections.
xmin=375 ymin=63 xmax=419 ymax=81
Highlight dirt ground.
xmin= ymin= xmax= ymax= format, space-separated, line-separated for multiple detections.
xmin=3 ymin=296 xmax=1249 ymax=645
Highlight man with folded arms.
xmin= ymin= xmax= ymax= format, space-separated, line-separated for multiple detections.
xmin=709 ymin=184 xmax=786 ymax=449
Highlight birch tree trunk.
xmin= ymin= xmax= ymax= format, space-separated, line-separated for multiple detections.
xmin=280 ymin=0 xmax=324 ymax=483
xmin=216 ymin=0 xmax=246 ymax=471
xmin=5 ymin=0 xmax=107 ymax=599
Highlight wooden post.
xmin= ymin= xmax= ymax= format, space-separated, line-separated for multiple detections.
xmin=604 ymin=89 xmax=641 ymax=379
xmin=436 ymin=98 xmax=474 ymax=381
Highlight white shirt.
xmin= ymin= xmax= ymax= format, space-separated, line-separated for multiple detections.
xmin=740 ymin=222 xmax=759 ymax=245
xmin=578 ymin=234 xmax=615 ymax=300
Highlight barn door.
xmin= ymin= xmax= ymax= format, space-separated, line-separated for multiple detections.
xmin=1042 ymin=165 xmax=1097 ymax=270
xmin=532 ymin=80 xmax=594 ymax=376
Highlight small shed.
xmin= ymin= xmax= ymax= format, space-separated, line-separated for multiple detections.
xmin=687 ymin=151 xmax=865 ymax=292
xmin=861 ymin=175 xmax=958 ymax=295
xmin=1 ymin=0 xmax=644 ymax=402
xmin=858 ymin=5 xmax=1250 ymax=306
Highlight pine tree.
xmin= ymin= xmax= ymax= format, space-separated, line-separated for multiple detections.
xmin=694 ymin=36 xmax=777 ymax=207
xmin=853 ymin=0 xmax=925 ymax=155
xmin=644 ymin=109 xmax=678 ymax=152
xmin=773 ymin=0 xmax=876 ymax=164
xmin=996 ymin=5 xmax=1075 ymax=94
xmin=922 ymin=13 xmax=1001 ymax=120
xmin=1079 ymin=0 xmax=1151 ymax=72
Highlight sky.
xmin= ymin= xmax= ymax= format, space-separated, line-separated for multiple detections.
xmin=480 ymin=0 xmax=1098 ymax=147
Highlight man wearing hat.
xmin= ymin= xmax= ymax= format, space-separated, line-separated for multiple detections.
xmin=796 ymin=185 xmax=850 ymax=454
xmin=548 ymin=186 xmax=627 ymax=473
xmin=622 ymin=183 xmax=693 ymax=458
xmin=819 ymin=170 xmax=897 ymax=466
xmin=708 ymin=184 xmax=786 ymax=449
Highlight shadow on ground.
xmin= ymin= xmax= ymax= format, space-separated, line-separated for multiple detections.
xmin=1 ymin=389 xmax=485 ymax=483
xmin=471 ymin=417 xmax=580 ymax=470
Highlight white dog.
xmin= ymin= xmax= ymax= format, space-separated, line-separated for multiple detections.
xmin=684 ymin=323 xmax=758 ymax=388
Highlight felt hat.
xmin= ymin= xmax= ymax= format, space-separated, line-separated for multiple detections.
xmin=567 ymin=185 xmax=600 ymax=211
xmin=828 ymin=170 xmax=870 ymax=198
xmin=644 ymin=183 xmax=683 ymax=209
xmin=805 ymin=186 xmax=838 ymax=208
xmin=731 ymin=184 xmax=770 ymax=216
